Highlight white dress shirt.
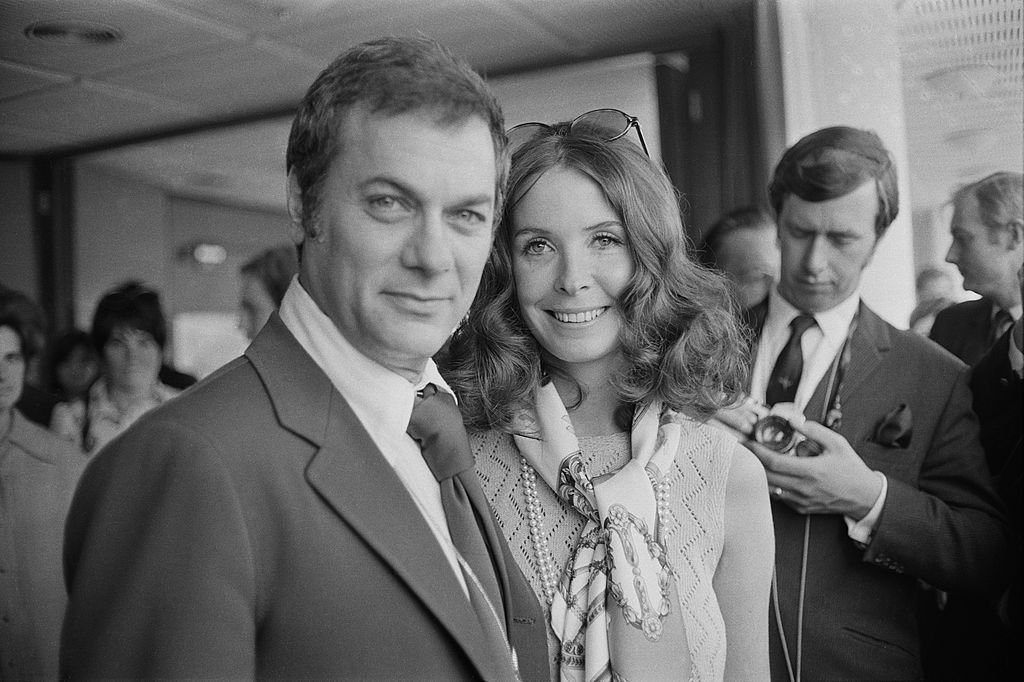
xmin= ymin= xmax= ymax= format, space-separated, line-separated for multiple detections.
xmin=753 ymin=286 xmax=887 ymax=542
xmin=278 ymin=277 xmax=467 ymax=592
xmin=751 ymin=287 xmax=861 ymax=412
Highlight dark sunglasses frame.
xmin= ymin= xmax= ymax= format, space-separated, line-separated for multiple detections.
xmin=506 ymin=108 xmax=650 ymax=157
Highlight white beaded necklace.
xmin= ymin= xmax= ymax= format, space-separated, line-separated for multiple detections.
xmin=519 ymin=455 xmax=559 ymax=605
xmin=518 ymin=453 xmax=673 ymax=607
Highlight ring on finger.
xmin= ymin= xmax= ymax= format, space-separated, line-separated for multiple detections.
xmin=773 ymin=486 xmax=784 ymax=497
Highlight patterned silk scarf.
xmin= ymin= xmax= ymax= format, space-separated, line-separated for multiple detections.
xmin=513 ymin=381 xmax=692 ymax=681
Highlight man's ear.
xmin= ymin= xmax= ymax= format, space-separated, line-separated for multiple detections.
xmin=286 ymin=171 xmax=305 ymax=246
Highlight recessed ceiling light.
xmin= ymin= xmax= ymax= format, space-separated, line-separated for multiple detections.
xmin=24 ymin=20 xmax=123 ymax=45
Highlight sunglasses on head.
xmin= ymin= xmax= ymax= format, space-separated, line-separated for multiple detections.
xmin=506 ymin=108 xmax=649 ymax=157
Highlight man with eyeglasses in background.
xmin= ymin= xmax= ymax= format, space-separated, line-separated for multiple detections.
xmin=61 ymin=36 xmax=547 ymax=680
xmin=714 ymin=126 xmax=1007 ymax=681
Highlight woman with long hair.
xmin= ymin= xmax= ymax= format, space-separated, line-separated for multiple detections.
xmin=444 ymin=110 xmax=774 ymax=680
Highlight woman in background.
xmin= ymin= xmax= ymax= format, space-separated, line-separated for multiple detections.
xmin=0 ymin=287 xmax=85 ymax=679
xmin=45 ymin=329 xmax=99 ymax=404
xmin=51 ymin=281 xmax=179 ymax=453
xmin=445 ymin=110 xmax=773 ymax=680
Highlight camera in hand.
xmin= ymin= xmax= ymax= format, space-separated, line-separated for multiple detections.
xmin=753 ymin=414 xmax=823 ymax=457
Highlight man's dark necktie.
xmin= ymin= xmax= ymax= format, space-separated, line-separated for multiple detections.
xmin=990 ymin=308 xmax=1014 ymax=346
xmin=406 ymin=383 xmax=510 ymax=656
xmin=766 ymin=314 xmax=817 ymax=406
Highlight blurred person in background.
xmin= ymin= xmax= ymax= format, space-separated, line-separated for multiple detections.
xmin=908 ymin=266 xmax=958 ymax=335
xmin=0 ymin=287 xmax=85 ymax=679
xmin=238 ymin=244 xmax=299 ymax=341
xmin=44 ymin=329 xmax=100 ymax=403
xmin=930 ymin=171 xmax=1023 ymax=363
xmin=699 ymin=205 xmax=780 ymax=309
xmin=50 ymin=281 xmax=180 ymax=454
xmin=1 ymin=282 xmax=60 ymax=427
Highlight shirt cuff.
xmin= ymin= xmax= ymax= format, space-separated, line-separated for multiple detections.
xmin=845 ymin=470 xmax=888 ymax=544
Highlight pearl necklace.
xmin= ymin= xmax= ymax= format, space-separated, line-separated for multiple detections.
xmin=519 ymin=455 xmax=559 ymax=605
xmin=519 ymin=454 xmax=674 ymax=606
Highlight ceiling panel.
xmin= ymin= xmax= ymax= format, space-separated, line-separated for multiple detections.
xmin=0 ymin=81 xmax=196 ymax=152
xmin=501 ymin=0 xmax=729 ymax=54
xmin=0 ymin=58 xmax=71 ymax=98
xmin=102 ymin=41 xmax=318 ymax=118
xmin=0 ymin=0 xmax=241 ymax=76
xmin=80 ymin=116 xmax=292 ymax=212
xmin=271 ymin=0 xmax=579 ymax=75
xmin=161 ymin=0 xmax=360 ymax=35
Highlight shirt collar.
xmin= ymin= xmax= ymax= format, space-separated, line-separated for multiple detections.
xmin=767 ymin=284 xmax=861 ymax=342
xmin=278 ymin=277 xmax=455 ymax=438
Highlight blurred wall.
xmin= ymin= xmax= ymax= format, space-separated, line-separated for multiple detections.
xmin=0 ymin=160 xmax=37 ymax=301
xmin=73 ymin=166 xmax=168 ymax=331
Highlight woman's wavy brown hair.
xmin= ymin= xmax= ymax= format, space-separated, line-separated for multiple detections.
xmin=443 ymin=124 xmax=750 ymax=433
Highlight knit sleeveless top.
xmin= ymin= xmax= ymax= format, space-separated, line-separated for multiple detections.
xmin=471 ymin=417 xmax=734 ymax=681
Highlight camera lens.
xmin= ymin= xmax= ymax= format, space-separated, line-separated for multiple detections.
xmin=753 ymin=415 xmax=798 ymax=453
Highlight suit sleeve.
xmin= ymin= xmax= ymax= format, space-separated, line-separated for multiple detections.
xmin=61 ymin=420 xmax=257 ymax=678
xmin=864 ymin=366 xmax=1008 ymax=594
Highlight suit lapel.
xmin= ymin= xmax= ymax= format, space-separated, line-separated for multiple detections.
xmin=841 ymin=304 xmax=890 ymax=399
xmin=458 ymin=470 xmax=514 ymax=619
xmin=803 ymin=303 xmax=890 ymax=420
xmin=247 ymin=316 xmax=513 ymax=680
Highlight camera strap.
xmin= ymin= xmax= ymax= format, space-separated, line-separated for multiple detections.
xmin=770 ymin=309 xmax=860 ymax=682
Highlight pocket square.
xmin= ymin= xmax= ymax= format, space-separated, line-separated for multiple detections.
xmin=873 ymin=403 xmax=912 ymax=448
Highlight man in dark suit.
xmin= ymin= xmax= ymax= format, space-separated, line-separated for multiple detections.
xmin=928 ymin=263 xmax=1023 ymax=681
xmin=971 ymin=289 xmax=1023 ymax=679
xmin=61 ymin=37 xmax=547 ymax=679
xmin=715 ymin=126 xmax=1007 ymax=681
xmin=930 ymin=172 xmax=1023 ymax=365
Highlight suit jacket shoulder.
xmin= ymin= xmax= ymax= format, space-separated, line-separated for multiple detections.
xmin=929 ymin=298 xmax=994 ymax=364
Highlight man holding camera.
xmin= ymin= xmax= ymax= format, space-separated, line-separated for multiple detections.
xmin=716 ymin=126 xmax=1006 ymax=681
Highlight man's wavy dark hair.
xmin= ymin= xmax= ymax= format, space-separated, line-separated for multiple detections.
xmin=768 ymin=126 xmax=899 ymax=237
xmin=286 ymin=36 xmax=508 ymax=247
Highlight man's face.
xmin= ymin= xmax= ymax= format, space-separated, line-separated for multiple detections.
xmin=776 ymin=180 xmax=880 ymax=313
xmin=945 ymin=192 xmax=1021 ymax=301
xmin=291 ymin=107 xmax=497 ymax=380
xmin=0 ymin=326 xmax=26 ymax=416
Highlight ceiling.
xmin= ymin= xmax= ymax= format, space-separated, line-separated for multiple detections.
xmin=897 ymin=0 xmax=1023 ymax=211
xmin=1 ymin=0 xmax=1021 ymax=216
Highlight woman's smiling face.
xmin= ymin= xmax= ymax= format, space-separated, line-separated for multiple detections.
xmin=510 ymin=166 xmax=635 ymax=378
